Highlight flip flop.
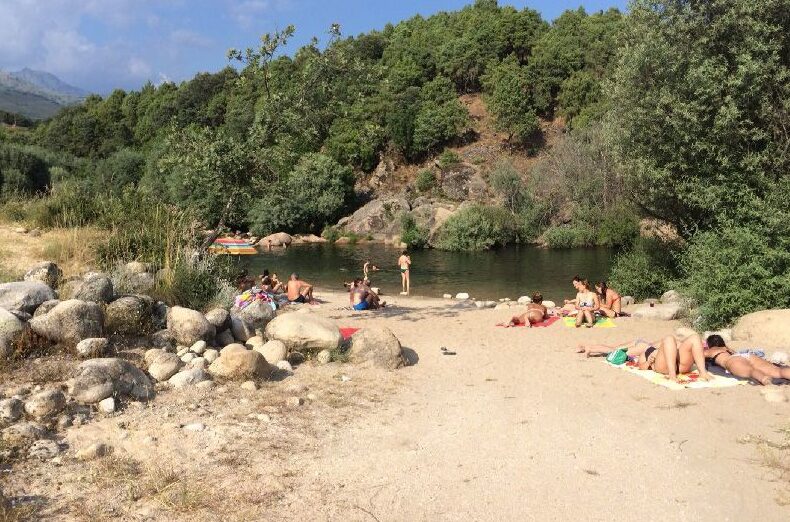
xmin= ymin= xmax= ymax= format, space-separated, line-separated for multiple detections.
xmin=442 ymin=351 xmax=457 ymax=355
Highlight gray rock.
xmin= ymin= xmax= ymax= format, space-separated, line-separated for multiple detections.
xmin=216 ymin=329 xmax=235 ymax=347
xmin=455 ymin=293 xmax=470 ymax=300
xmin=203 ymin=349 xmax=219 ymax=363
xmin=264 ymin=313 xmax=342 ymax=354
xmin=275 ymin=360 xmax=293 ymax=372
xmin=348 ymin=326 xmax=405 ymax=369
xmin=0 ymin=398 xmax=23 ymax=425
xmin=517 ymin=296 xmax=532 ymax=304
xmin=229 ymin=314 xmax=255 ymax=342
xmin=188 ymin=357 xmax=207 ymax=369
xmin=231 ymin=300 xmax=275 ymax=330
xmin=253 ymin=340 xmax=287 ymax=364
xmin=661 ymin=290 xmax=684 ymax=304
xmin=23 ymin=389 xmax=66 ymax=419
xmin=621 ymin=296 xmax=635 ymax=306
xmin=245 ymin=335 xmax=265 ymax=348
xmin=29 ymin=299 xmax=104 ymax=346
xmin=147 ymin=351 xmax=183 ymax=382
xmin=33 ymin=299 xmax=60 ymax=317
xmin=71 ymin=274 xmax=114 ymax=303
xmin=287 ymin=351 xmax=305 ymax=366
xmin=151 ymin=301 xmax=168 ymax=331
xmin=180 ymin=353 xmax=195 ymax=364
xmin=71 ymin=358 xmax=155 ymax=404
xmin=204 ymin=308 xmax=230 ymax=331
xmin=167 ymin=306 xmax=215 ymax=346
xmin=189 ymin=340 xmax=207 ymax=354
xmin=24 ymin=262 xmax=62 ymax=288
xmin=105 ymin=295 xmax=153 ymax=335
xmin=0 ymin=308 xmax=25 ymax=359
xmin=28 ymin=439 xmax=62 ymax=460
xmin=168 ymin=368 xmax=210 ymax=388
xmin=0 ymin=281 xmax=56 ymax=313
xmin=240 ymin=380 xmax=258 ymax=391
xmin=75 ymin=338 xmax=109 ymax=359
xmin=1 ymin=421 xmax=46 ymax=446
xmin=150 ymin=329 xmax=176 ymax=349
xmin=208 ymin=350 xmax=272 ymax=381
xmin=339 ymin=197 xmax=410 ymax=236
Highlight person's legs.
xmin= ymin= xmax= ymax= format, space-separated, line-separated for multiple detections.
xmin=583 ymin=310 xmax=594 ymax=327
xmin=508 ymin=314 xmax=526 ymax=327
xmin=401 ymin=271 xmax=406 ymax=293
xmin=748 ymin=356 xmax=790 ymax=381
xmin=680 ymin=335 xmax=712 ymax=379
xmin=405 ymin=270 xmax=410 ymax=294
xmin=658 ymin=336 xmax=679 ymax=380
xmin=575 ymin=310 xmax=584 ymax=327
xmin=598 ymin=306 xmax=615 ymax=318
xmin=725 ymin=357 xmax=772 ymax=385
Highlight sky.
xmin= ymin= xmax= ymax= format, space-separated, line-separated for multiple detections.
xmin=0 ymin=0 xmax=627 ymax=94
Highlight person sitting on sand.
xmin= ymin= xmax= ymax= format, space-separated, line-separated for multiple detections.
xmin=505 ymin=292 xmax=548 ymax=327
xmin=574 ymin=279 xmax=599 ymax=328
xmin=561 ymin=275 xmax=583 ymax=313
xmin=577 ymin=333 xmax=714 ymax=383
xmin=398 ymin=251 xmax=411 ymax=295
xmin=704 ymin=335 xmax=790 ymax=385
xmin=595 ymin=281 xmax=622 ymax=317
xmin=286 ymin=273 xmax=314 ymax=304
xmin=349 ymin=278 xmax=370 ymax=311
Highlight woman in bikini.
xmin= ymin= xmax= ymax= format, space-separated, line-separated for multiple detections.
xmin=704 ymin=335 xmax=790 ymax=385
xmin=505 ymin=292 xmax=548 ymax=327
xmin=577 ymin=333 xmax=714 ymax=383
xmin=398 ymin=251 xmax=411 ymax=295
xmin=575 ymin=279 xmax=599 ymax=327
xmin=595 ymin=281 xmax=622 ymax=317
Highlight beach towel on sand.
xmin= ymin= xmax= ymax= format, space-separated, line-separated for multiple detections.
xmin=340 ymin=327 xmax=360 ymax=340
xmin=496 ymin=316 xmax=560 ymax=328
xmin=563 ymin=316 xmax=616 ymax=328
xmin=607 ymin=360 xmax=747 ymax=390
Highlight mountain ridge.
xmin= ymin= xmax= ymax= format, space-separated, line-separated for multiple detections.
xmin=0 ymin=68 xmax=88 ymax=121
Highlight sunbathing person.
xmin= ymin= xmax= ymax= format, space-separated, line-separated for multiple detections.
xmin=506 ymin=292 xmax=548 ymax=327
xmin=561 ymin=275 xmax=583 ymax=313
xmin=704 ymin=335 xmax=790 ymax=385
xmin=595 ymin=281 xmax=622 ymax=317
xmin=574 ymin=279 xmax=599 ymax=328
xmin=286 ymin=273 xmax=314 ymax=304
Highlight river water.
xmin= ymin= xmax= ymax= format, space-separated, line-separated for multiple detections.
xmin=243 ymin=243 xmax=615 ymax=302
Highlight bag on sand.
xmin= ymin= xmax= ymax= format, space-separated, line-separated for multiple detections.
xmin=606 ymin=348 xmax=628 ymax=365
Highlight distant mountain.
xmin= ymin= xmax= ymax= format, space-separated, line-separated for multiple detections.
xmin=0 ymin=68 xmax=88 ymax=121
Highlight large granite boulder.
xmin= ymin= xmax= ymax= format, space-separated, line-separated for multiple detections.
xmin=732 ymin=309 xmax=790 ymax=350
xmin=0 ymin=308 xmax=26 ymax=358
xmin=75 ymin=338 xmax=109 ymax=359
xmin=348 ymin=327 xmax=405 ymax=369
xmin=166 ymin=306 xmax=215 ymax=346
xmin=23 ymin=389 xmax=66 ymax=419
xmin=439 ymin=164 xmax=487 ymax=201
xmin=264 ymin=313 xmax=342 ymax=354
xmin=145 ymin=350 xmax=183 ymax=382
xmin=204 ymin=308 xmax=231 ymax=331
xmin=105 ymin=295 xmax=153 ymax=336
xmin=0 ymin=281 xmax=56 ymax=314
xmin=70 ymin=358 xmax=154 ymax=404
xmin=338 ymin=197 xmax=410 ymax=236
xmin=231 ymin=300 xmax=275 ymax=330
xmin=259 ymin=232 xmax=292 ymax=247
xmin=208 ymin=350 xmax=272 ymax=381
xmin=253 ymin=340 xmax=287 ymax=364
xmin=33 ymin=299 xmax=60 ymax=317
xmin=23 ymin=262 xmax=62 ymax=289
xmin=631 ymin=303 xmax=685 ymax=321
xmin=70 ymin=274 xmax=114 ymax=304
xmin=229 ymin=314 xmax=255 ymax=342
xmin=29 ymin=299 xmax=104 ymax=346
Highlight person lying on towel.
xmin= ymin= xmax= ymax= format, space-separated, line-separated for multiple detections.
xmin=705 ymin=335 xmax=790 ymax=385
xmin=505 ymin=292 xmax=548 ymax=328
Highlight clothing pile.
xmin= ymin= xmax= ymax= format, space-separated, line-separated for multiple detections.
xmin=234 ymin=287 xmax=277 ymax=311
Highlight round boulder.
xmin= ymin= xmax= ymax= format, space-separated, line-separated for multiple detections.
xmin=253 ymin=340 xmax=287 ymax=364
xmin=105 ymin=295 xmax=153 ymax=336
xmin=661 ymin=290 xmax=684 ymax=304
xmin=72 ymin=274 xmax=114 ymax=303
xmin=146 ymin=351 xmax=183 ymax=382
xmin=23 ymin=262 xmax=62 ymax=288
xmin=204 ymin=308 xmax=231 ymax=331
xmin=0 ymin=397 xmax=24 ymax=425
xmin=167 ymin=306 xmax=215 ymax=346
xmin=0 ymin=281 xmax=57 ymax=313
xmin=229 ymin=314 xmax=255 ymax=342
xmin=70 ymin=358 xmax=154 ymax=404
xmin=732 ymin=309 xmax=790 ymax=350
xmin=631 ymin=303 xmax=685 ymax=321
xmin=33 ymin=299 xmax=60 ymax=317
xmin=208 ymin=350 xmax=272 ymax=381
xmin=264 ymin=313 xmax=342 ymax=354
xmin=23 ymin=389 xmax=66 ymax=419
xmin=260 ymin=232 xmax=292 ymax=247
xmin=232 ymin=300 xmax=275 ymax=330
xmin=168 ymin=367 xmax=210 ymax=388
xmin=0 ymin=308 xmax=26 ymax=359
xmin=348 ymin=327 xmax=405 ymax=369
xmin=29 ymin=299 xmax=104 ymax=346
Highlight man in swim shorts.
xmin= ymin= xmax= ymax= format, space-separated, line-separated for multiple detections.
xmin=349 ymin=278 xmax=371 ymax=311
xmin=286 ymin=273 xmax=314 ymax=304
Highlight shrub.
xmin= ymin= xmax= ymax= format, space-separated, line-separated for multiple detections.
xmin=679 ymin=225 xmax=790 ymax=330
xmin=415 ymin=169 xmax=436 ymax=193
xmin=609 ymin=238 xmax=681 ymax=300
xmin=541 ymin=224 xmax=596 ymax=249
xmin=434 ymin=205 xmax=515 ymax=251
xmin=400 ymin=213 xmax=428 ymax=249
xmin=596 ymin=207 xmax=640 ymax=247
xmin=321 ymin=226 xmax=341 ymax=242
xmin=437 ymin=149 xmax=461 ymax=169
xmin=489 ymin=161 xmax=524 ymax=213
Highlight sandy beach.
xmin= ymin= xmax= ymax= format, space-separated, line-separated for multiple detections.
xmin=3 ymin=288 xmax=789 ymax=521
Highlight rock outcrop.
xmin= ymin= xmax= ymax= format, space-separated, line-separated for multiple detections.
xmin=732 ymin=309 xmax=790 ymax=350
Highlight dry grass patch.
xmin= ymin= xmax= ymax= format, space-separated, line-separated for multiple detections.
xmin=0 ymin=223 xmax=102 ymax=279
xmin=739 ymin=423 xmax=790 ymax=506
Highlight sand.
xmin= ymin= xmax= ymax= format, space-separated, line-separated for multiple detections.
xmin=3 ymin=289 xmax=789 ymax=521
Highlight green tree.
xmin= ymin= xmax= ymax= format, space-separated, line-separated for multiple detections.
xmin=483 ymin=56 xmax=540 ymax=145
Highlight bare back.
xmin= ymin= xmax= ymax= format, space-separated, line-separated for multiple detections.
xmin=286 ymin=280 xmax=304 ymax=301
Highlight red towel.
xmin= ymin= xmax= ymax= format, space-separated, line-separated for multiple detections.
xmin=496 ymin=316 xmax=560 ymax=328
xmin=340 ymin=327 xmax=360 ymax=340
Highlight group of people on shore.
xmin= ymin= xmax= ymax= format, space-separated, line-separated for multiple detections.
xmin=506 ymin=275 xmax=623 ymax=328
xmin=237 ymin=270 xmax=315 ymax=305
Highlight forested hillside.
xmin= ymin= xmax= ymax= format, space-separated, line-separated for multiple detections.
xmin=0 ymin=0 xmax=788 ymax=328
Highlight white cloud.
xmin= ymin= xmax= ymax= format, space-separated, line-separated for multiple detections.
xmin=170 ymin=29 xmax=213 ymax=48
xmin=128 ymin=57 xmax=152 ymax=78
xmin=228 ymin=0 xmax=292 ymax=29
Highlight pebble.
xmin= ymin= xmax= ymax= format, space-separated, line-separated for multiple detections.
xmin=0 ymin=398 xmax=24 ymax=423
xmin=189 ymin=340 xmax=207 ymax=354
xmin=28 ymin=439 xmax=63 ymax=460
xmin=203 ymin=349 xmax=219 ymax=363
xmin=241 ymin=381 xmax=258 ymax=391
xmin=316 ymin=350 xmax=332 ymax=365
xmin=443 ymin=294 xmax=452 ymax=299
xmin=181 ymin=353 xmax=196 ymax=363
xmin=182 ymin=422 xmax=206 ymax=432
xmin=276 ymin=360 xmax=293 ymax=373
xmin=76 ymin=442 xmax=110 ymax=461
xmin=517 ymin=296 xmax=532 ymax=304
xmin=176 ymin=346 xmax=189 ymax=356
xmin=340 ymin=375 xmax=352 ymax=382
xmin=98 ymin=397 xmax=116 ymax=414
xmin=195 ymin=380 xmax=215 ymax=390
xmin=455 ymin=293 xmax=470 ymax=300
xmin=286 ymin=397 xmax=304 ymax=407
xmin=306 ymin=393 xmax=318 ymax=401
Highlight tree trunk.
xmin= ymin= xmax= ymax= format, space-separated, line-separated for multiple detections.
xmin=200 ymin=193 xmax=236 ymax=251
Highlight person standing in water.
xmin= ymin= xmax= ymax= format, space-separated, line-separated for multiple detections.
xmin=398 ymin=250 xmax=411 ymax=295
